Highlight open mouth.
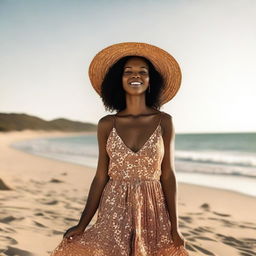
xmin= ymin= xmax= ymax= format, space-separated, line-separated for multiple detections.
xmin=129 ymin=82 xmax=143 ymax=87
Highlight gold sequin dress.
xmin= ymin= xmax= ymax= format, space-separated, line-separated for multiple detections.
xmin=50 ymin=112 xmax=189 ymax=255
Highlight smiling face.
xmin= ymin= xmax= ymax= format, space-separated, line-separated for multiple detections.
xmin=122 ymin=57 xmax=150 ymax=95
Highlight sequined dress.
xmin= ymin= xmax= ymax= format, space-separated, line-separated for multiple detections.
xmin=50 ymin=112 xmax=189 ymax=255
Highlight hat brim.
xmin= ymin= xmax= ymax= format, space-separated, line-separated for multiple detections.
xmin=88 ymin=42 xmax=182 ymax=105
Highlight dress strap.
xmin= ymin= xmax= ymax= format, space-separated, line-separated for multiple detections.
xmin=113 ymin=114 xmax=117 ymax=129
xmin=158 ymin=111 xmax=163 ymax=126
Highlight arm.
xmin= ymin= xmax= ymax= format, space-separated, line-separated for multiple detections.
xmin=160 ymin=114 xmax=178 ymax=233
xmin=77 ymin=116 xmax=110 ymax=230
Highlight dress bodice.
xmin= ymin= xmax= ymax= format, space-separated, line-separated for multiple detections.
xmin=50 ymin=111 xmax=189 ymax=256
xmin=106 ymin=112 xmax=164 ymax=181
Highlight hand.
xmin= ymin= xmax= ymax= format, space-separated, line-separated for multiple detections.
xmin=171 ymin=229 xmax=186 ymax=248
xmin=63 ymin=225 xmax=84 ymax=242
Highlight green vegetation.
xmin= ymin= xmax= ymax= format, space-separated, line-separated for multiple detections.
xmin=0 ymin=113 xmax=96 ymax=132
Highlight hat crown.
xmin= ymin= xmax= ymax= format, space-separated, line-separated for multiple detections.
xmin=88 ymin=42 xmax=182 ymax=105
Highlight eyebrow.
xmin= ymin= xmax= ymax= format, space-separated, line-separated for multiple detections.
xmin=124 ymin=66 xmax=148 ymax=69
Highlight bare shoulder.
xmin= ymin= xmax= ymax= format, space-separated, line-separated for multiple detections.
xmin=160 ymin=111 xmax=172 ymax=119
xmin=98 ymin=114 xmax=115 ymax=126
xmin=160 ymin=111 xmax=173 ymax=135
xmin=97 ymin=114 xmax=115 ymax=138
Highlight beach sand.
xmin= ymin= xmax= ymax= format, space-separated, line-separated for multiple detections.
xmin=0 ymin=130 xmax=255 ymax=256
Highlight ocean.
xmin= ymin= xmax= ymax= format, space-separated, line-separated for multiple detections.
xmin=11 ymin=132 xmax=256 ymax=197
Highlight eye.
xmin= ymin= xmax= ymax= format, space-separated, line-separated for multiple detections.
xmin=140 ymin=71 xmax=149 ymax=75
xmin=124 ymin=71 xmax=132 ymax=74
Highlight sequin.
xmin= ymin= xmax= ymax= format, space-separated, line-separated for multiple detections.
xmin=49 ymin=112 xmax=189 ymax=255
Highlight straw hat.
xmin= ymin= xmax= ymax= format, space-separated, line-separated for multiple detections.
xmin=88 ymin=42 xmax=182 ymax=105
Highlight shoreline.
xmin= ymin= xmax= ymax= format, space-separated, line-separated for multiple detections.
xmin=0 ymin=130 xmax=256 ymax=256
xmin=9 ymin=131 xmax=256 ymax=198
xmin=7 ymin=130 xmax=256 ymax=197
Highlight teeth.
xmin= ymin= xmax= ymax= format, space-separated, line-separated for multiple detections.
xmin=130 ymin=82 xmax=142 ymax=85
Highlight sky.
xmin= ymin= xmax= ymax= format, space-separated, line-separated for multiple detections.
xmin=0 ymin=0 xmax=255 ymax=133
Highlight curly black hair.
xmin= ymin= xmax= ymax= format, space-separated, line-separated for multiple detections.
xmin=100 ymin=55 xmax=164 ymax=113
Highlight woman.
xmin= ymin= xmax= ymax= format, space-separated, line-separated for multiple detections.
xmin=50 ymin=42 xmax=189 ymax=255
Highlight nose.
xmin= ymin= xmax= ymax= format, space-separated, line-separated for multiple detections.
xmin=132 ymin=72 xmax=140 ymax=78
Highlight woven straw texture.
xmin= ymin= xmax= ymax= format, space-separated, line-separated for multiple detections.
xmin=88 ymin=42 xmax=182 ymax=105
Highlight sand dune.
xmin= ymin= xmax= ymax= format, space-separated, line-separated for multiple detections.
xmin=0 ymin=130 xmax=255 ymax=256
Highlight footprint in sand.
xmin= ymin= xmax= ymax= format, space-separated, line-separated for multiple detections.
xmin=238 ymin=224 xmax=256 ymax=230
xmin=179 ymin=216 xmax=193 ymax=223
xmin=0 ymin=216 xmax=24 ymax=224
xmin=33 ymin=221 xmax=47 ymax=228
xmin=219 ymin=218 xmax=236 ymax=227
xmin=0 ymin=216 xmax=16 ymax=223
xmin=191 ymin=243 xmax=216 ymax=255
xmin=0 ymin=236 xmax=18 ymax=245
xmin=188 ymin=230 xmax=200 ymax=236
xmin=185 ymin=242 xmax=215 ymax=255
xmin=34 ymin=212 xmax=44 ymax=216
xmin=193 ymin=236 xmax=217 ymax=242
xmin=200 ymin=203 xmax=210 ymax=211
xmin=185 ymin=237 xmax=196 ymax=242
xmin=194 ymin=226 xmax=213 ymax=233
xmin=187 ymin=212 xmax=203 ymax=216
xmin=0 ymin=178 xmax=12 ymax=190
xmin=50 ymin=178 xmax=64 ymax=183
xmin=64 ymin=217 xmax=78 ymax=222
xmin=215 ymin=234 xmax=256 ymax=254
xmin=2 ymin=246 xmax=34 ymax=256
xmin=212 ymin=211 xmax=231 ymax=217
xmin=184 ymin=243 xmax=197 ymax=252
xmin=38 ymin=199 xmax=59 ymax=205
xmin=52 ymin=229 xmax=65 ymax=235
